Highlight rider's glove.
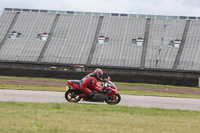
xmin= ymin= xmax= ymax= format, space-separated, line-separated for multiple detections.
xmin=102 ymin=78 xmax=107 ymax=82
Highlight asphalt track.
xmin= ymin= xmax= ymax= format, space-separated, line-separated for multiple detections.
xmin=0 ymin=89 xmax=200 ymax=111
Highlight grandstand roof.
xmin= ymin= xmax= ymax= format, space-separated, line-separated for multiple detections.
xmin=4 ymin=7 xmax=200 ymax=20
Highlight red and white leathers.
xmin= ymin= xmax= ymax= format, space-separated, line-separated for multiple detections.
xmin=80 ymin=73 xmax=103 ymax=98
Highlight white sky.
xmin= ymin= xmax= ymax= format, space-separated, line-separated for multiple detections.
xmin=0 ymin=0 xmax=200 ymax=17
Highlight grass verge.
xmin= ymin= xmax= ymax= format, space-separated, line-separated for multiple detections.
xmin=114 ymin=82 xmax=200 ymax=90
xmin=0 ymin=101 xmax=200 ymax=133
xmin=0 ymin=84 xmax=64 ymax=92
xmin=1 ymin=75 xmax=200 ymax=90
xmin=0 ymin=75 xmax=67 ymax=81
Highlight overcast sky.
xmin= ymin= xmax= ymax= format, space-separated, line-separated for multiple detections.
xmin=0 ymin=0 xmax=200 ymax=17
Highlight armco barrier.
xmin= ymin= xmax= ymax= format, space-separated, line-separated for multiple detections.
xmin=0 ymin=68 xmax=198 ymax=87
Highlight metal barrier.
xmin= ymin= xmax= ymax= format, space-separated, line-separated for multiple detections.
xmin=199 ymin=77 xmax=200 ymax=87
xmin=0 ymin=67 xmax=198 ymax=87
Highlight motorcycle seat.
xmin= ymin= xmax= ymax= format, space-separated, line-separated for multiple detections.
xmin=71 ymin=80 xmax=80 ymax=85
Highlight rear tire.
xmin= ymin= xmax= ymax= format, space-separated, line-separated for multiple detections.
xmin=105 ymin=94 xmax=121 ymax=105
xmin=65 ymin=89 xmax=81 ymax=103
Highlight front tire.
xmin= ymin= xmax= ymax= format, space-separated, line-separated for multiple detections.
xmin=105 ymin=94 xmax=121 ymax=105
xmin=65 ymin=89 xmax=81 ymax=103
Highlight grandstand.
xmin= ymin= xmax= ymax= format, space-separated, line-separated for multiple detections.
xmin=0 ymin=8 xmax=200 ymax=86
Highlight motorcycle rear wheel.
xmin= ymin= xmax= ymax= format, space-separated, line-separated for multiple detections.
xmin=105 ymin=94 xmax=121 ymax=105
xmin=65 ymin=89 xmax=81 ymax=103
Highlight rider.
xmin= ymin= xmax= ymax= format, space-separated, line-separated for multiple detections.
xmin=80 ymin=68 xmax=105 ymax=100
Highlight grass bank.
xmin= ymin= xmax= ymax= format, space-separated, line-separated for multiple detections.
xmin=0 ymin=101 xmax=200 ymax=133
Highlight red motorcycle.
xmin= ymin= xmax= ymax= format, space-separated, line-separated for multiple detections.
xmin=65 ymin=76 xmax=121 ymax=105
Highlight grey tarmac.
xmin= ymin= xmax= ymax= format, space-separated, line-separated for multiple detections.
xmin=0 ymin=89 xmax=200 ymax=111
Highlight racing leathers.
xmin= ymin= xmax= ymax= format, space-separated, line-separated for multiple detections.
xmin=80 ymin=73 xmax=103 ymax=99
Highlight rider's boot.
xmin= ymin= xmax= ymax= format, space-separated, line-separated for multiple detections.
xmin=86 ymin=92 xmax=94 ymax=100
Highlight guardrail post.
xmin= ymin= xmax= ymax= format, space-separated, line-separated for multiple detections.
xmin=199 ymin=77 xmax=200 ymax=87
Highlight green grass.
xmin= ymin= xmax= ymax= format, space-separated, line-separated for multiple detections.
xmin=0 ymin=84 xmax=64 ymax=92
xmin=1 ymin=75 xmax=200 ymax=90
xmin=0 ymin=75 xmax=67 ymax=81
xmin=0 ymin=101 xmax=200 ymax=133
xmin=114 ymin=82 xmax=200 ymax=90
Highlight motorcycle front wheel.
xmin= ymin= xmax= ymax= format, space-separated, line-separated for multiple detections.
xmin=105 ymin=94 xmax=121 ymax=105
xmin=65 ymin=89 xmax=81 ymax=103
